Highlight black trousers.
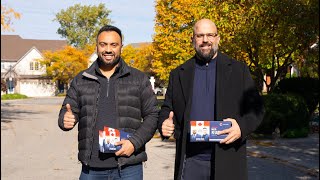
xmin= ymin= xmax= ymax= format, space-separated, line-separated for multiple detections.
xmin=181 ymin=156 xmax=212 ymax=180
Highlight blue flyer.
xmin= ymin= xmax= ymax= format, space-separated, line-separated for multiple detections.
xmin=190 ymin=121 xmax=231 ymax=142
xmin=99 ymin=126 xmax=132 ymax=153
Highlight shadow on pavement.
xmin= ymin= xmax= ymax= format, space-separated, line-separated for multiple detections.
xmin=154 ymin=143 xmax=176 ymax=149
xmin=247 ymin=134 xmax=319 ymax=178
xmin=1 ymin=103 xmax=40 ymax=123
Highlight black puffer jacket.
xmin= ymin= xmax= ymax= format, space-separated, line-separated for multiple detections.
xmin=58 ymin=58 xmax=159 ymax=167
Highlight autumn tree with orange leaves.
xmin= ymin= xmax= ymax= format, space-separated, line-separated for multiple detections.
xmin=153 ymin=0 xmax=318 ymax=92
xmin=39 ymin=46 xmax=90 ymax=86
xmin=122 ymin=43 xmax=155 ymax=75
xmin=1 ymin=5 xmax=21 ymax=31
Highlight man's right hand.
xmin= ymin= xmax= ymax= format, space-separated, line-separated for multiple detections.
xmin=63 ymin=104 xmax=76 ymax=129
xmin=161 ymin=111 xmax=175 ymax=137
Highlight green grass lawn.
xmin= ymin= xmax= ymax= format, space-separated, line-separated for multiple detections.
xmin=1 ymin=93 xmax=28 ymax=100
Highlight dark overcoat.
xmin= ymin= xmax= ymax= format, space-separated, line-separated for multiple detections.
xmin=158 ymin=52 xmax=264 ymax=180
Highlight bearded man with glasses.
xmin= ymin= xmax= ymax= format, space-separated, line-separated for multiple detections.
xmin=158 ymin=19 xmax=264 ymax=180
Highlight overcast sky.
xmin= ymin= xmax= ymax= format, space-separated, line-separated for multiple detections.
xmin=1 ymin=0 xmax=156 ymax=45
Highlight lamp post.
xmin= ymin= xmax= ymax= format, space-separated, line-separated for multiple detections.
xmin=150 ymin=76 xmax=155 ymax=92
xmin=289 ymin=65 xmax=292 ymax=78
xmin=8 ymin=65 xmax=14 ymax=94
xmin=130 ymin=59 xmax=134 ymax=66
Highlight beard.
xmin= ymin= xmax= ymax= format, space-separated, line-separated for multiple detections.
xmin=97 ymin=52 xmax=120 ymax=68
xmin=195 ymin=43 xmax=218 ymax=63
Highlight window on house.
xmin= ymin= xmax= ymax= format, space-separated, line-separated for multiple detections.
xmin=35 ymin=62 xmax=39 ymax=70
xmin=29 ymin=61 xmax=40 ymax=70
xmin=30 ymin=62 xmax=34 ymax=70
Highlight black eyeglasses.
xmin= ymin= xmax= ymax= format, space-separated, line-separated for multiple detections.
xmin=194 ymin=33 xmax=218 ymax=40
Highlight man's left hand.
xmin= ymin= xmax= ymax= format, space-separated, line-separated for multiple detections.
xmin=218 ymin=118 xmax=241 ymax=144
xmin=115 ymin=140 xmax=135 ymax=156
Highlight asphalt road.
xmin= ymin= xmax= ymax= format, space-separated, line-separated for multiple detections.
xmin=1 ymin=97 xmax=317 ymax=180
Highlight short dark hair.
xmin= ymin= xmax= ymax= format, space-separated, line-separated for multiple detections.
xmin=97 ymin=25 xmax=123 ymax=43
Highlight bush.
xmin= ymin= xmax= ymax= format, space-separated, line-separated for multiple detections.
xmin=273 ymin=77 xmax=319 ymax=115
xmin=157 ymin=98 xmax=164 ymax=109
xmin=282 ymin=127 xmax=309 ymax=138
xmin=255 ymin=93 xmax=309 ymax=138
xmin=56 ymin=93 xmax=66 ymax=97
xmin=1 ymin=93 xmax=28 ymax=100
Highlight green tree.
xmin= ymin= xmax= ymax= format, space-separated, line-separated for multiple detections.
xmin=298 ymin=42 xmax=319 ymax=78
xmin=55 ymin=3 xmax=112 ymax=49
xmin=219 ymin=0 xmax=319 ymax=92
xmin=153 ymin=0 xmax=319 ymax=92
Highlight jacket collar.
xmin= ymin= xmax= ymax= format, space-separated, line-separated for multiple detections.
xmin=178 ymin=51 xmax=232 ymax=102
xmin=216 ymin=52 xmax=232 ymax=107
xmin=82 ymin=57 xmax=131 ymax=80
xmin=178 ymin=56 xmax=195 ymax=103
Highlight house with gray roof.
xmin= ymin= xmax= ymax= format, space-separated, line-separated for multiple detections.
xmin=1 ymin=35 xmax=67 ymax=97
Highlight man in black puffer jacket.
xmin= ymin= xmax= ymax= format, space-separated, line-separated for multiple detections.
xmin=58 ymin=25 xmax=159 ymax=180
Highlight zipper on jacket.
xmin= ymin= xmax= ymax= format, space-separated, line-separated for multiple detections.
xmin=88 ymin=82 xmax=101 ymax=161
xmin=106 ymin=78 xmax=110 ymax=97
xmin=117 ymin=161 xmax=123 ymax=177
xmin=114 ymin=80 xmax=120 ymax=129
xmin=118 ymin=162 xmax=122 ymax=171
xmin=206 ymin=62 xmax=209 ymax=93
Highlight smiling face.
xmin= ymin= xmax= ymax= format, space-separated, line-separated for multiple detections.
xmin=96 ymin=31 xmax=122 ymax=68
xmin=193 ymin=129 xmax=197 ymax=135
xmin=192 ymin=19 xmax=220 ymax=63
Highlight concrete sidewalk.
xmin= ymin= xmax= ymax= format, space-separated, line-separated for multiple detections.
xmin=247 ymin=133 xmax=319 ymax=178
xmin=145 ymin=133 xmax=319 ymax=180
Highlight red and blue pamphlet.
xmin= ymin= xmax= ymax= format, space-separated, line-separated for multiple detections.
xmin=190 ymin=120 xmax=231 ymax=142
xmin=99 ymin=126 xmax=132 ymax=153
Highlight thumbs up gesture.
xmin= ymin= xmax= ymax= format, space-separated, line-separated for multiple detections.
xmin=63 ymin=104 xmax=76 ymax=129
xmin=161 ymin=111 xmax=175 ymax=137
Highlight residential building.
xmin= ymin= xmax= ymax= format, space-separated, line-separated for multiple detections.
xmin=1 ymin=35 xmax=67 ymax=97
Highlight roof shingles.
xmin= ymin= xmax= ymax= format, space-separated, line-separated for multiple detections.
xmin=1 ymin=35 xmax=67 ymax=62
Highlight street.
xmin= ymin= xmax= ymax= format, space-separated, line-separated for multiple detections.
xmin=1 ymin=97 xmax=318 ymax=180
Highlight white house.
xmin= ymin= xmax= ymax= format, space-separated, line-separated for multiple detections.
xmin=1 ymin=35 xmax=67 ymax=97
